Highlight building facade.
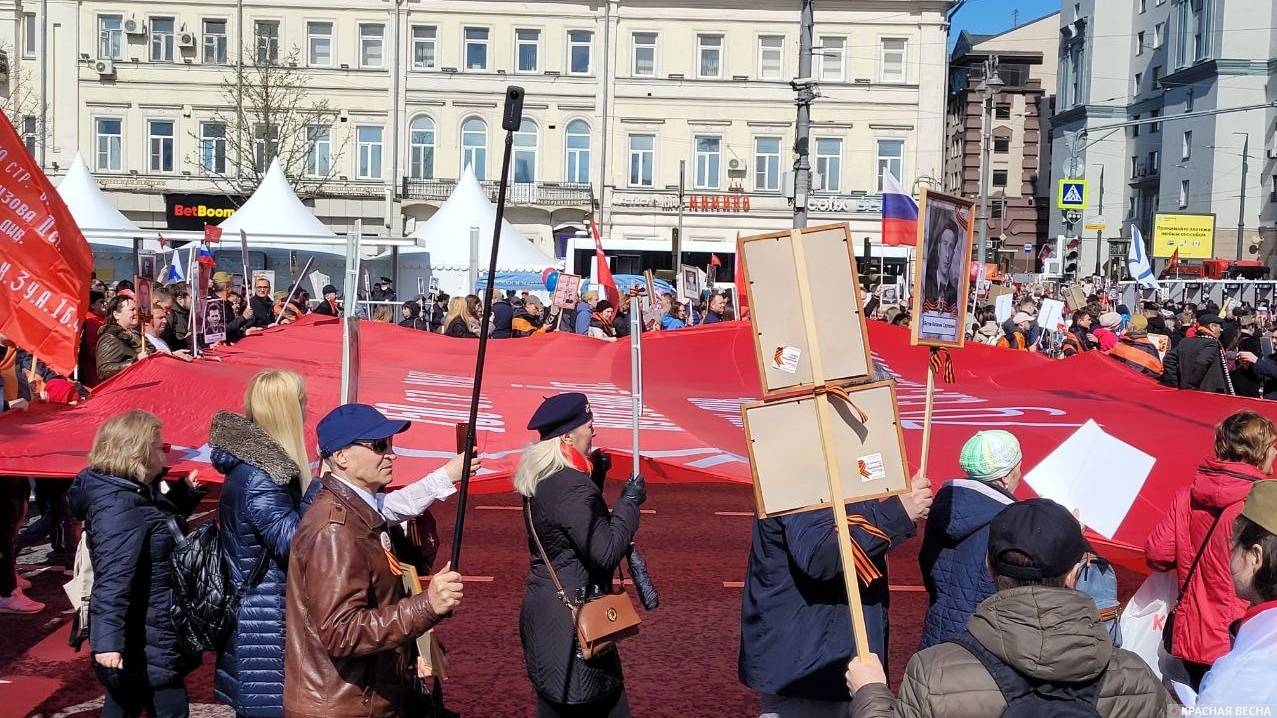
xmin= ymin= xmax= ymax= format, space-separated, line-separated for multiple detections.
xmin=946 ymin=13 xmax=1058 ymax=274
xmin=3 ymin=0 xmax=953 ymax=280
xmin=1047 ymin=0 xmax=1276 ymax=277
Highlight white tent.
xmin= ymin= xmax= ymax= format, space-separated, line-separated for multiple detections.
xmin=398 ymin=165 xmax=556 ymax=296
xmin=57 ymin=153 xmax=160 ymax=282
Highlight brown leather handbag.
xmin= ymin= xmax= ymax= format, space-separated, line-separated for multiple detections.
xmin=525 ymin=501 xmax=640 ymax=660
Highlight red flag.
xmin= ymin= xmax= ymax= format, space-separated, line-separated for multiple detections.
xmin=585 ymin=214 xmax=619 ymax=308
xmin=0 ymin=114 xmax=93 ymax=375
xmin=710 ymin=254 xmax=721 ymax=267
xmin=204 ymin=223 xmax=223 ymax=244
xmin=1168 ymin=248 xmax=1180 ymax=271
xmin=734 ymin=232 xmax=750 ymax=319
xmin=157 ymin=233 xmax=168 ymax=249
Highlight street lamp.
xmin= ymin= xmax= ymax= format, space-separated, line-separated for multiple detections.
xmin=976 ymin=60 xmax=1005 ymax=267
xmin=1233 ymin=131 xmax=1249 ymax=261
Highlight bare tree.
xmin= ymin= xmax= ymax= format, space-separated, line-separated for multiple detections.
xmin=0 ymin=45 xmax=51 ymax=158
xmin=189 ymin=41 xmax=348 ymax=198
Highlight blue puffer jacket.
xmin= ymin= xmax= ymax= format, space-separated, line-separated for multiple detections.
xmin=918 ymin=478 xmax=1015 ymax=648
xmin=67 ymin=467 xmax=206 ymax=686
xmin=209 ymin=412 xmax=316 ymax=718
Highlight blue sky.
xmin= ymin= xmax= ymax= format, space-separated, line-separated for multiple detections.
xmin=950 ymin=0 xmax=1061 ymax=47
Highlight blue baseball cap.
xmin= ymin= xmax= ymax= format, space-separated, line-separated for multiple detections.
xmin=317 ymin=403 xmax=409 ymax=456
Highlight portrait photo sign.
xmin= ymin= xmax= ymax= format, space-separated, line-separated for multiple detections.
xmin=910 ymin=189 xmax=975 ymax=348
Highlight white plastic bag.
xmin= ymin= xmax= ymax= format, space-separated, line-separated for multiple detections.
xmin=1117 ymin=570 xmax=1177 ymax=681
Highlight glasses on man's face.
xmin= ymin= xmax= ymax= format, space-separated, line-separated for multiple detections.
xmin=255 ymin=285 xmax=270 ymax=292
xmin=353 ymin=438 xmax=393 ymax=455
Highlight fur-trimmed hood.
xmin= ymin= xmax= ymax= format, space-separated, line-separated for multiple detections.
xmin=209 ymin=411 xmax=301 ymax=486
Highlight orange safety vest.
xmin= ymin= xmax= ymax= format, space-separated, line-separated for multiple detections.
xmin=997 ymin=331 xmax=1028 ymax=351
xmin=1108 ymin=338 xmax=1164 ymax=376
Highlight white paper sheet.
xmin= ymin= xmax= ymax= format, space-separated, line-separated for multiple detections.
xmin=1037 ymin=298 xmax=1065 ymax=334
xmin=1023 ymin=419 xmax=1155 ymax=539
xmin=994 ymin=293 xmax=1014 ymax=325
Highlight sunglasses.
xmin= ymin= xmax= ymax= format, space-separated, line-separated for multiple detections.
xmin=353 ymin=438 xmax=393 ymax=454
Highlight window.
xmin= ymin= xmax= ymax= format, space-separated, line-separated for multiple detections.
xmin=464 ymin=27 xmax=489 ymax=70
xmin=991 ymin=200 xmax=1003 ymax=219
xmin=815 ymin=138 xmax=842 ymax=192
xmin=148 ymin=17 xmax=175 ymax=62
xmin=1179 ymin=179 xmax=1189 ymax=208
xmin=1154 ymin=22 xmax=1165 ymax=48
xmin=628 ymin=134 xmax=654 ymax=187
xmin=461 ymin=117 xmax=487 ymax=179
xmin=21 ymin=116 xmax=36 ymax=155
xmin=1134 ymin=72 xmax=1143 ymax=94
xmin=880 ymin=38 xmax=907 ymax=83
xmin=1148 ymin=150 xmax=1159 ymax=174
xmin=565 ymin=120 xmax=590 ymax=184
xmin=1131 ymin=155 xmax=1140 ymax=179
xmin=203 ymin=20 xmax=228 ymax=64
xmin=1152 ymin=66 xmax=1162 ymax=88
xmin=632 ymin=32 xmax=657 ymax=77
xmin=356 ymin=126 xmax=383 ymax=179
xmin=1150 ymin=110 xmax=1160 ymax=133
xmin=1193 ymin=0 xmax=1212 ymax=61
xmin=512 ymin=120 xmax=538 ymax=182
xmin=199 ymin=122 xmax=226 ymax=174
xmin=360 ymin=24 xmax=385 ymax=68
xmin=876 ymin=139 xmax=903 ymax=191
xmin=754 ymin=137 xmax=781 ymax=192
xmin=1136 ymin=31 xmax=1145 ymax=55
xmin=1185 ymin=89 xmax=1194 ymax=112
xmin=993 ymin=137 xmax=1010 ymax=154
xmin=758 ymin=35 xmax=784 ymax=80
xmin=99 ymin=15 xmax=124 ymax=59
xmin=1182 ymin=131 xmax=1192 ymax=160
xmin=408 ymin=116 xmax=435 ymax=179
xmin=21 ymin=13 xmax=36 ymax=58
xmin=95 ymin=118 xmax=124 ymax=171
xmin=697 ymin=34 xmax=723 ymax=78
xmin=255 ymin=21 xmax=280 ymax=64
xmin=253 ymin=124 xmax=278 ymax=171
xmin=306 ymin=126 xmax=331 ymax=177
xmin=1132 ymin=115 xmax=1141 ymax=137
xmin=568 ymin=30 xmax=592 ymax=75
xmin=991 ymin=170 xmax=1008 ymax=188
xmin=819 ymin=36 xmax=845 ymax=81
xmin=148 ymin=120 xmax=175 ymax=173
xmin=516 ymin=29 xmax=540 ymax=73
xmin=1128 ymin=196 xmax=1136 ymax=217
xmin=996 ymin=63 xmax=1029 ymax=87
xmin=995 ymin=105 xmax=1011 ymax=120
xmin=412 ymin=26 xmax=437 ymax=70
xmin=693 ymin=135 xmax=721 ymax=189
xmin=1139 ymin=0 xmax=1146 ymax=12
xmin=307 ymin=22 xmax=333 ymax=66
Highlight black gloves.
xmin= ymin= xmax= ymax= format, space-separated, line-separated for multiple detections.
xmin=589 ymin=449 xmax=612 ymax=490
xmin=621 ymin=473 xmax=646 ymax=506
xmin=627 ymin=545 xmax=660 ymax=611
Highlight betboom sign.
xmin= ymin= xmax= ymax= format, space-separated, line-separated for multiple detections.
xmin=164 ymin=193 xmax=244 ymax=231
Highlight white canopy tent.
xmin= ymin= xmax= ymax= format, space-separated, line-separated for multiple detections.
xmin=394 ymin=165 xmax=557 ymax=297
xmin=56 ymin=153 xmax=161 ymax=282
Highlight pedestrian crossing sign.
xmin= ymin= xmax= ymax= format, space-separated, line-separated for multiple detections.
xmin=1057 ymin=179 xmax=1087 ymax=210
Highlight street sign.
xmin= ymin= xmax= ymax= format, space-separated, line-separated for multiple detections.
xmin=1023 ymin=244 xmax=1033 ymax=254
xmin=1064 ymin=210 xmax=1083 ymax=224
xmin=1057 ymin=179 xmax=1087 ymax=210
xmin=1084 ymin=223 xmax=1105 ymax=231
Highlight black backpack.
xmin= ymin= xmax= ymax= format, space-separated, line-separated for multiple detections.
xmin=166 ymin=518 xmax=271 ymax=654
xmin=946 ymin=631 xmax=1103 ymax=718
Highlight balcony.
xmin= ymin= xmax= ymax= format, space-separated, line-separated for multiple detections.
xmin=401 ymin=177 xmax=594 ymax=208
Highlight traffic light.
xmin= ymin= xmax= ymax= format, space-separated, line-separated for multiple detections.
xmin=1064 ymin=238 xmax=1081 ymax=277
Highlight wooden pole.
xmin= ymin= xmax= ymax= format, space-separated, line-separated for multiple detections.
xmin=788 ymin=229 xmax=872 ymax=661
xmin=918 ymin=346 xmax=938 ymax=480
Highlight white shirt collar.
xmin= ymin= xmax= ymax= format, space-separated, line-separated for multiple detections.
xmin=328 ymin=471 xmax=382 ymax=515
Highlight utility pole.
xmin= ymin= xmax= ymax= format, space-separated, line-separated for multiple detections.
xmin=792 ymin=0 xmax=815 ymax=229
xmin=976 ymin=55 xmax=1002 ymax=266
xmin=1236 ymin=131 xmax=1249 ymax=260
xmin=38 ymin=0 xmax=47 ymax=168
xmin=1095 ymin=164 xmax=1104 ymax=277
xmin=675 ymin=160 xmax=686 ymax=271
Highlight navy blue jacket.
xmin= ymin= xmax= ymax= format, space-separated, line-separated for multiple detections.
xmin=209 ymin=412 xmax=317 ymax=718
xmin=491 ymin=300 xmax=515 ymax=339
xmin=67 ymin=468 xmax=206 ymax=686
xmin=738 ymin=496 xmax=915 ymax=701
xmin=918 ymin=479 xmax=1015 ymax=648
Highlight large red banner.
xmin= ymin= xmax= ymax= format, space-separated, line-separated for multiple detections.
xmin=0 ymin=317 xmax=1269 ymax=571
xmin=0 ymin=115 xmax=93 ymax=375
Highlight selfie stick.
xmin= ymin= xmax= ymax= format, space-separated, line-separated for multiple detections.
xmin=451 ymin=85 xmax=525 ymax=570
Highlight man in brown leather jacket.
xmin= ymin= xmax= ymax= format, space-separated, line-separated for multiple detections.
xmin=284 ymin=404 xmax=464 ymax=718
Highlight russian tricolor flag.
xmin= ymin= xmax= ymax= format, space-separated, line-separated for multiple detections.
xmin=881 ymin=171 xmax=918 ymax=247
xmin=196 ymin=243 xmax=216 ymax=267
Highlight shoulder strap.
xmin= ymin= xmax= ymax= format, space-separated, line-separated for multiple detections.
xmin=1179 ymin=509 xmax=1226 ymax=598
xmin=524 ymin=498 xmax=572 ymax=608
xmin=947 ymin=631 xmax=1030 ymax=706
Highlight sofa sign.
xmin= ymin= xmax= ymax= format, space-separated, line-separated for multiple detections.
xmin=164 ymin=193 xmax=244 ymax=230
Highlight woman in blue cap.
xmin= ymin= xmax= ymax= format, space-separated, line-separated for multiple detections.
xmin=516 ymin=392 xmax=645 ymax=717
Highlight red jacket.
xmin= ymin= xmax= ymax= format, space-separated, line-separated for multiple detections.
xmin=1145 ymin=459 xmax=1270 ymax=664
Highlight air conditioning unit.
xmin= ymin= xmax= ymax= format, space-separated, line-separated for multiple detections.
xmin=95 ymin=59 xmax=116 ymax=77
xmin=178 ymin=31 xmax=196 ymax=47
xmin=728 ymin=158 xmax=741 ymax=170
xmin=123 ymin=16 xmax=144 ymax=35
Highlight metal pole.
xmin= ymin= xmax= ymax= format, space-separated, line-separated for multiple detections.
xmin=1095 ymin=165 xmax=1104 ymax=277
xmin=977 ymin=61 xmax=994 ymax=267
xmin=340 ymin=222 xmax=362 ymax=403
xmin=236 ymin=0 xmax=244 ymax=180
xmin=1237 ymin=132 xmax=1248 ymax=260
xmin=675 ymin=161 xmax=685 ymax=271
xmin=629 ymin=301 xmax=642 ymax=480
xmin=468 ymin=226 xmax=480 ymax=294
xmin=38 ymin=0 xmax=47 ymax=168
xmin=793 ymin=0 xmax=814 ymax=229
xmin=387 ymin=0 xmax=403 ymax=233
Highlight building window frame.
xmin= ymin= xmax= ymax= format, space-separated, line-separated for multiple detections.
xmin=511 ymin=119 xmax=539 ymax=183
xmin=411 ymin=25 xmax=437 ymax=70
xmin=993 ymin=137 xmax=1010 ymax=154
xmin=693 ymin=134 xmax=722 ymax=190
xmin=460 ymin=116 xmax=488 ymax=179
xmin=356 ymin=125 xmax=384 ymax=180
xmin=1136 ymin=31 xmax=1146 ymax=55
xmin=565 ymin=119 xmax=591 ymax=184
xmin=20 ymin=116 xmax=37 ymax=155
xmin=147 ymin=118 xmax=176 ymax=173
xmin=696 ymin=33 xmax=724 ymax=79
xmin=815 ymin=137 xmax=842 ymax=193
xmin=203 ymin=19 xmax=228 ymax=64
xmin=1153 ymin=22 xmax=1165 ymax=49
xmin=21 ymin=13 xmax=36 ymax=59
xmin=754 ymin=136 xmax=782 ymax=192
xmin=94 ymin=116 xmax=124 ymax=172
xmin=567 ymin=30 xmax=593 ymax=75
xmin=306 ymin=125 xmax=332 ymax=178
xmin=818 ymin=35 xmax=845 ymax=82
xmin=1181 ymin=130 xmax=1192 ymax=160
xmin=1179 ymin=179 xmax=1189 ymax=208
xmin=255 ymin=20 xmax=281 ymax=65
xmin=879 ymin=37 xmax=908 ymax=83
xmin=408 ymin=115 xmax=435 ymax=179
xmin=253 ymin=123 xmax=279 ymax=172
xmin=464 ymin=26 xmax=491 ymax=72
xmin=149 ymin=16 xmax=176 ymax=63
xmin=307 ymin=21 xmax=334 ymax=67
xmin=758 ymin=35 xmax=784 ymax=80
xmin=199 ymin=121 xmax=227 ymax=175
xmin=1148 ymin=150 xmax=1159 ymax=174
xmin=632 ymin=32 xmax=658 ymax=77
xmin=628 ymin=133 xmax=655 ymax=188
xmin=98 ymin=14 xmax=124 ymax=60
xmin=876 ymin=138 xmax=904 ymax=191
xmin=359 ymin=23 xmax=386 ymax=69
xmin=514 ymin=28 xmax=541 ymax=74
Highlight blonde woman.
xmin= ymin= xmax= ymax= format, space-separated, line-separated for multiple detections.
xmin=517 ymin=393 xmax=645 ymax=717
xmin=444 ymin=296 xmax=478 ymax=338
xmin=67 ymin=410 xmax=206 ymax=718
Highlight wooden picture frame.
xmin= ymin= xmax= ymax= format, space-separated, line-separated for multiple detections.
xmin=739 ymin=223 xmax=874 ymax=398
xmin=910 ymin=189 xmax=976 ymax=349
xmin=742 ymin=380 xmax=911 ymax=518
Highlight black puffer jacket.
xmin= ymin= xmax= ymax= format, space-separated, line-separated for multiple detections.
xmin=520 ymin=466 xmax=641 ymax=705
xmin=67 ymin=468 xmax=207 ymax=686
